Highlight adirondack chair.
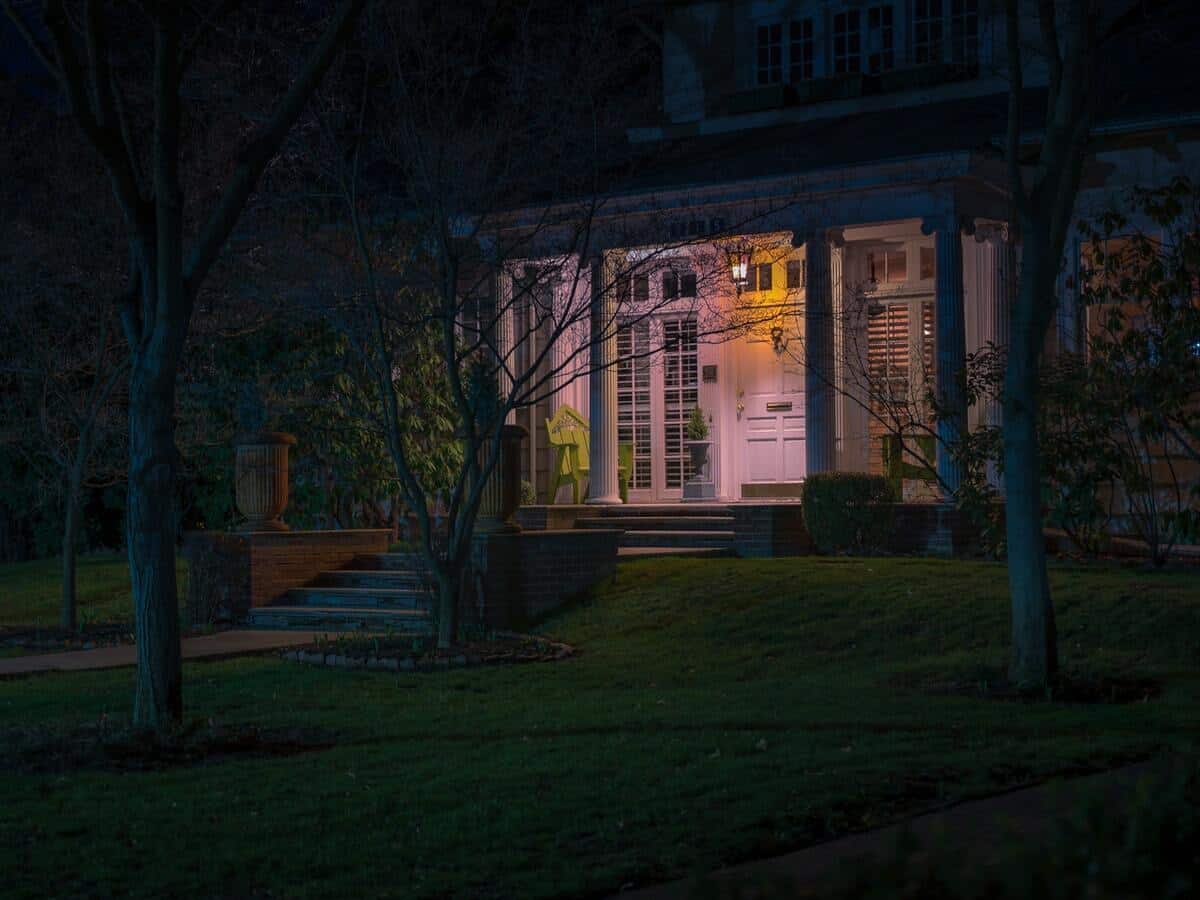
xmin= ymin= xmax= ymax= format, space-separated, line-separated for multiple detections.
xmin=545 ymin=404 xmax=631 ymax=503
xmin=881 ymin=433 xmax=937 ymax=497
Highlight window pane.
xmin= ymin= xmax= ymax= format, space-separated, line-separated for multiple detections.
xmin=786 ymin=259 xmax=805 ymax=289
xmin=920 ymin=247 xmax=935 ymax=280
xmin=757 ymin=263 xmax=772 ymax=291
xmin=662 ymin=271 xmax=678 ymax=300
xmin=680 ymin=272 xmax=697 ymax=297
xmin=887 ymin=249 xmax=907 ymax=282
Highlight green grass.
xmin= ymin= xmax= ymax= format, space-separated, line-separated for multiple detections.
xmin=0 ymin=553 xmax=186 ymax=627
xmin=1 ymin=556 xmax=1198 ymax=898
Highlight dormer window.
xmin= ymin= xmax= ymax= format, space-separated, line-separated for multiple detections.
xmin=756 ymin=23 xmax=783 ymax=85
xmin=789 ymin=19 xmax=814 ymax=82
xmin=832 ymin=10 xmax=862 ymax=74
xmin=866 ymin=6 xmax=895 ymax=74
xmin=912 ymin=0 xmax=979 ymax=67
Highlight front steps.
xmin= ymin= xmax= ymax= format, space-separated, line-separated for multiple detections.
xmin=244 ymin=552 xmax=435 ymax=633
xmin=575 ymin=504 xmax=735 ymax=557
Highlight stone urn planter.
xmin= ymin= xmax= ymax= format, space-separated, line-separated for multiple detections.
xmin=686 ymin=439 xmax=712 ymax=476
xmin=234 ymin=431 xmax=297 ymax=532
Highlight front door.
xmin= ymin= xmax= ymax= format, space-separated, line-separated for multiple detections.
xmin=738 ymin=327 xmax=805 ymax=496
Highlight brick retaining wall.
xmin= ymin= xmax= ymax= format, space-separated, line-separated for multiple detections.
xmin=468 ymin=528 xmax=619 ymax=629
xmin=183 ymin=529 xmax=390 ymax=624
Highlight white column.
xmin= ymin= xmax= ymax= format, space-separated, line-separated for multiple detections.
xmin=975 ymin=222 xmax=1014 ymax=489
xmin=495 ymin=268 xmax=515 ymax=423
xmin=586 ymin=252 xmax=621 ymax=504
xmin=799 ymin=228 xmax=839 ymax=477
xmin=923 ymin=214 xmax=969 ymax=497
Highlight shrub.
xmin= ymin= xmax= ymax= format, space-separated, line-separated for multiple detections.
xmin=686 ymin=405 xmax=709 ymax=441
xmin=520 ymin=480 xmax=536 ymax=506
xmin=801 ymin=472 xmax=894 ymax=555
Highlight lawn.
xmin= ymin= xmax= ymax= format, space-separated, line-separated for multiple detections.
xmin=1 ymin=556 xmax=1198 ymax=899
xmin=0 ymin=553 xmax=186 ymax=627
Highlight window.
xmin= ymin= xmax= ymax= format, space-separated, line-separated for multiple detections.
xmin=833 ymin=11 xmax=862 ymax=74
xmin=786 ymin=259 xmax=806 ymax=290
xmin=756 ymin=22 xmax=783 ymax=85
xmin=662 ymin=269 xmax=697 ymax=299
xmin=866 ymin=6 xmax=895 ymax=74
xmin=618 ymin=320 xmax=653 ymax=490
xmin=755 ymin=263 xmax=772 ymax=291
xmin=662 ymin=317 xmax=699 ymax=488
xmin=868 ymin=248 xmax=908 ymax=284
xmin=949 ymin=0 xmax=979 ymax=66
xmin=789 ymin=19 xmax=815 ymax=82
xmin=633 ymin=274 xmax=649 ymax=304
xmin=912 ymin=0 xmax=944 ymax=64
xmin=919 ymin=246 xmax=935 ymax=279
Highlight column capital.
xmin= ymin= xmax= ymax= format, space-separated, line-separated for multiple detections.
xmin=973 ymin=220 xmax=1011 ymax=244
xmin=790 ymin=226 xmax=844 ymax=249
xmin=921 ymin=214 xmax=975 ymax=238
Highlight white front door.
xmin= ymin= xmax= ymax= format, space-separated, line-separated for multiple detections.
xmin=739 ymin=328 xmax=805 ymax=490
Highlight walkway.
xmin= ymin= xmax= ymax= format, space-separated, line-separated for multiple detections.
xmin=0 ymin=630 xmax=322 ymax=676
xmin=613 ymin=763 xmax=1154 ymax=899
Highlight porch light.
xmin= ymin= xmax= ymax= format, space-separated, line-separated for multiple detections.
xmin=730 ymin=251 xmax=750 ymax=289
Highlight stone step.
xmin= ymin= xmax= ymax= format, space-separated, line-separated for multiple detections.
xmin=617 ymin=529 xmax=735 ymax=548
xmin=244 ymin=605 xmax=433 ymax=633
xmin=590 ymin=504 xmax=733 ymax=518
xmin=618 ymin=546 xmax=732 ymax=559
xmin=350 ymin=552 xmax=430 ymax=572
xmin=314 ymin=569 xmax=430 ymax=590
xmin=286 ymin=587 xmax=429 ymax=610
xmin=576 ymin=515 xmax=735 ymax=532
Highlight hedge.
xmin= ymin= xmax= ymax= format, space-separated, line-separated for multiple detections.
xmin=800 ymin=472 xmax=895 ymax=555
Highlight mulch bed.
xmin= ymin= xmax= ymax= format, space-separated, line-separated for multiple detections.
xmin=283 ymin=631 xmax=575 ymax=672
xmin=0 ymin=720 xmax=337 ymax=774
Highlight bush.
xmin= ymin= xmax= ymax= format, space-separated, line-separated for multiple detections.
xmin=801 ymin=472 xmax=894 ymax=555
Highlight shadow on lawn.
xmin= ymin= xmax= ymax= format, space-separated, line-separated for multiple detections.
xmin=1 ymin=720 xmax=338 ymax=774
xmin=891 ymin=666 xmax=1163 ymax=704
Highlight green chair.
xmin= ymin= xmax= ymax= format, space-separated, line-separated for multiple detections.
xmin=545 ymin=404 xmax=631 ymax=504
xmin=881 ymin=433 xmax=937 ymax=497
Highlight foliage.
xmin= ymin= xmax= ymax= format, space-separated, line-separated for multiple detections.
xmin=520 ymin=480 xmax=536 ymax=506
xmin=0 ymin=555 xmax=1197 ymax=897
xmin=801 ymin=472 xmax=895 ymax=554
xmin=685 ymin=405 xmax=710 ymax=441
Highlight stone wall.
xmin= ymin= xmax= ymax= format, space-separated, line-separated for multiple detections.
xmin=515 ymin=504 xmax=601 ymax=531
xmin=881 ymin=503 xmax=983 ymax=557
xmin=183 ymin=529 xmax=390 ymax=624
xmin=468 ymin=529 xmax=619 ymax=629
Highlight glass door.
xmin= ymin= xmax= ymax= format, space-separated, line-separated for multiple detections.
xmin=617 ymin=319 xmax=653 ymax=499
xmin=658 ymin=316 xmax=699 ymax=498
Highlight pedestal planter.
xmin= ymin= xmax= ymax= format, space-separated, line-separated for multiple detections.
xmin=684 ymin=439 xmax=717 ymax=501
xmin=234 ymin=432 xmax=297 ymax=532
xmin=687 ymin=439 xmax=711 ymax=474
xmin=474 ymin=424 xmax=529 ymax=534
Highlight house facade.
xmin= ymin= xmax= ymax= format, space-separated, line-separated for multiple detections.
xmin=497 ymin=0 xmax=1200 ymax=508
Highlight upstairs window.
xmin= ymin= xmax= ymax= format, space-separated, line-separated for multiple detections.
xmin=866 ymin=6 xmax=895 ymax=74
xmin=867 ymin=248 xmax=908 ymax=284
xmin=912 ymin=0 xmax=944 ymax=64
xmin=786 ymin=259 xmax=806 ymax=290
xmin=833 ymin=10 xmax=862 ymax=74
xmin=949 ymin=0 xmax=979 ymax=66
xmin=662 ymin=270 xmax=698 ymax=300
xmin=789 ymin=18 xmax=815 ymax=82
xmin=756 ymin=22 xmax=783 ymax=85
xmin=912 ymin=0 xmax=978 ymax=67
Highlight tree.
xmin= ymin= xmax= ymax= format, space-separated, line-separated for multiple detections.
xmin=3 ymin=0 xmax=367 ymax=730
xmin=315 ymin=1 xmax=783 ymax=647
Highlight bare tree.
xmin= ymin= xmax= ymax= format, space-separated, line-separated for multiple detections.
xmin=4 ymin=0 xmax=367 ymax=730
xmin=311 ymin=1 xmax=790 ymax=647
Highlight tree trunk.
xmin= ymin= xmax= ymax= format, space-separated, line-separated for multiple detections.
xmin=1003 ymin=252 xmax=1059 ymax=689
xmin=60 ymin=489 xmax=82 ymax=632
xmin=436 ymin=567 xmax=459 ymax=650
xmin=128 ymin=333 xmax=185 ymax=731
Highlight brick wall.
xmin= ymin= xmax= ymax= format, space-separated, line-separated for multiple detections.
xmin=468 ymin=529 xmax=619 ymax=629
xmin=514 ymin=504 xmax=602 ymax=531
xmin=732 ymin=504 xmax=814 ymax=557
xmin=882 ymin=503 xmax=982 ymax=557
xmin=183 ymin=529 xmax=390 ymax=624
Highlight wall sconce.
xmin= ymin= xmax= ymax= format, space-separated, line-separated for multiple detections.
xmin=729 ymin=250 xmax=750 ymax=291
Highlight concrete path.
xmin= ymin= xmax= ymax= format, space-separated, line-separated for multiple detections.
xmin=0 ymin=630 xmax=322 ymax=675
xmin=613 ymin=763 xmax=1153 ymax=899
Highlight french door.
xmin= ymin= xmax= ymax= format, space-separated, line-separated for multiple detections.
xmin=617 ymin=314 xmax=699 ymax=501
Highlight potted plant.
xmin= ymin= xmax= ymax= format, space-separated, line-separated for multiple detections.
xmin=685 ymin=405 xmax=712 ymax=477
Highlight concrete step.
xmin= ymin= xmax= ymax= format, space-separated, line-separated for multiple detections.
xmin=350 ymin=552 xmax=430 ymax=572
xmin=577 ymin=515 xmax=734 ymax=532
xmin=618 ymin=529 xmax=735 ymax=548
xmin=286 ymin=587 xmax=429 ymax=610
xmin=314 ymin=569 xmax=430 ymax=590
xmin=590 ymin=504 xmax=733 ymax=518
xmin=618 ymin=546 xmax=732 ymax=559
xmin=244 ymin=605 xmax=432 ymax=633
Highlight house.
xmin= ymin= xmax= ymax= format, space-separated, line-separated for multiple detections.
xmin=489 ymin=0 xmax=1200 ymax=517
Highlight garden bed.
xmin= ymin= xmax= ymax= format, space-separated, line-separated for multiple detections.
xmin=281 ymin=631 xmax=574 ymax=672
